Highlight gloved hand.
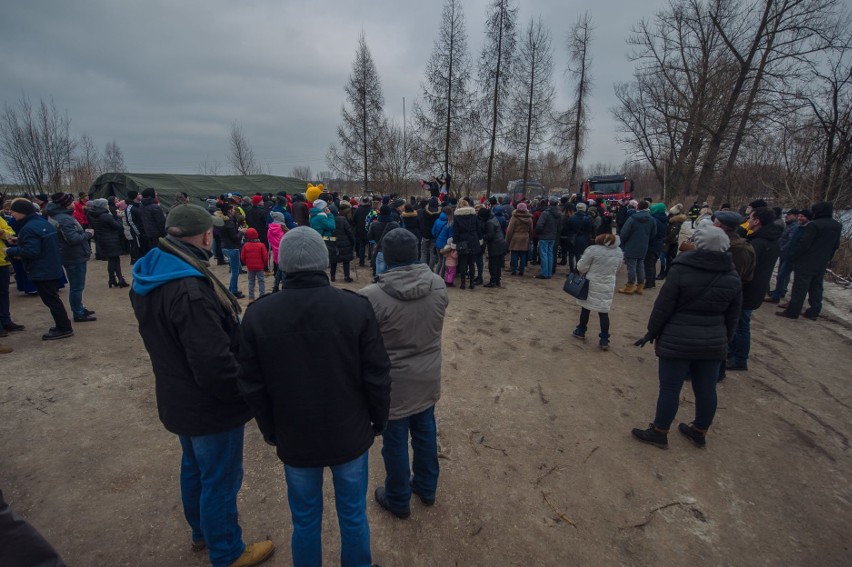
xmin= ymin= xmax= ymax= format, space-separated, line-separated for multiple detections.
xmin=634 ymin=333 xmax=655 ymax=348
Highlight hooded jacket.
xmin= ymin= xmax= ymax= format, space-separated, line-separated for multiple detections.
xmin=620 ymin=209 xmax=657 ymax=259
xmin=535 ymin=206 xmax=562 ymax=240
xmin=245 ymin=205 xmax=269 ymax=244
xmin=130 ymin=240 xmax=252 ymax=436
xmin=789 ymin=202 xmax=842 ymax=274
xmin=359 ymin=263 xmax=448 ymax=420
xmin=240 ymin=237 xmax=268 ymax=272
xmin=4 ymin=213 xmax=64 ymax=281
xmin=87 ymin=204 xmax=124 ymax=257
xmin=238 ymin=271 xmax=391 ymax=467
xmin=482 ymin=213 xmax=508 ymax=257
xmin=401 ymin=211 xmax=422 ymax=240
xmin=505 ymin=210 xmax=533 ymax=252
xmin=140 ymin=196 xmax=166 ymax=240
xmin=649 ymin=205 xmax=669 ymax=254
xmin=646 ymin=249 xmax=742 ymax=360
xmin=575 ymin=238 xmax=623 ymax=313
xmin=267 ymin=222 xmax=286 ymax=262
xmin=44 ymin=202 xmax=91 ymax=265
xmin=452 ymin=206 xmax=482 ymax=255
xmin=332 ymin=213 xmax=356 ymax=261
xmin=742 ymin=222 xmax=782 ymax=310
xmin=432 ymin=211 xmax=449 ymax=241
xmin=309 ymin=206 xmax=336 ymax=237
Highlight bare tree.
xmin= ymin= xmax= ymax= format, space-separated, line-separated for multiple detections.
xmin=102 ymin=139 xmax=126 ymax=172
xmin=69 ymin=133 xmax=100 ymax=194
xmin=373 ymin=119 xmax=415 ymax=194
xmin=557 ymin=12 xmax=594 ymax=191
xmin=508 ymin=17 xmax=555 ymax=192
xmin=326 ymin=31 xmax=385 ymax=191
xmin=196 ymin=155 xmax=223 ymax=175
xmin=0 ymin=94 xmax=75 ymax=193
xmin=228 ymin=122 xmax=262 ymax=175
xmin=290 ymin=165 xmax=313 ymax=181
xmin=477 ymin=0 xmax=518 ymax=197
xmin=413 ymin=0 xmax=473 ymax=180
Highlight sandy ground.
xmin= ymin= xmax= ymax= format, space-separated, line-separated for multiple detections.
xmin=1 ymin=255 xmax=851 ymax=566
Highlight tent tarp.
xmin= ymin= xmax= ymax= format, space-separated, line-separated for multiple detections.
xmin=88 ymin=173 xmax=307 ymax=209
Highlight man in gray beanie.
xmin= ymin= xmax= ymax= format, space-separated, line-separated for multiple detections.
xmin=359 ymin=228 xmax=448 ymax=518
xmin=239 ymin=226 xmax=391 ymax=566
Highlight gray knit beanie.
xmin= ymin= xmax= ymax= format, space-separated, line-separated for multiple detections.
xmin=278 ymin=226 xmax=329 ymax=273
xmin=692 ymin=226 xmax=730 ymax=253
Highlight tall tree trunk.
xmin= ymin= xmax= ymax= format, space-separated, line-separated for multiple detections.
xmin=522 ymin=53 xmax=536 ymax=190
xmin=568 ymin=39 xmax=586 ymax=190
xmin=444 ymin=4 xmax=455 ymax=183
xmin=485 ymin=5 xmax=505 ymax=199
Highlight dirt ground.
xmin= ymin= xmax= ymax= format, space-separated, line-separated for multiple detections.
xmin=2 ymin=256 xmax=851 ymax=566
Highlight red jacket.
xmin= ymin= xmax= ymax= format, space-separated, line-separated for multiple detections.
xmin=240 ymin=240 xmax=268 ymax=272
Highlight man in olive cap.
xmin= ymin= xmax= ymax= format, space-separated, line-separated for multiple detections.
xmin=130 ymin=204 xmax=274 ymax=567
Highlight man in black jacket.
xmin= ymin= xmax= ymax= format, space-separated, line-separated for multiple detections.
xmin=139 ymin=187 xmax=166 ymax=253
xmin=726 ymin=207 xmax=781 ymax=372
xmin=238 ymin=226 xmax=391 ymax=567
xmin=130 ymin=204 xmax=273 ymax=567
xmin=244 ymin=195 xmax=269 ymax=253
xmin=778 ymin=201 xmax=843 ymax=320
xmin=125 ymin=190 xmax=145 ymax=261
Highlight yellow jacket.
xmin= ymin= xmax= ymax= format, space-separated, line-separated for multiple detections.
xmin=0 ymin=216 xmax=15 ymax=267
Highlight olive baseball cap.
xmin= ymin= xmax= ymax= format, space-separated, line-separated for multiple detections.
xmin=166 ymin=204 xmax=223 ymax=237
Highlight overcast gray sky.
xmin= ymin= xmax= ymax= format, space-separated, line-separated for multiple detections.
xmin=0 ymin=0 xmax=669 ymax=181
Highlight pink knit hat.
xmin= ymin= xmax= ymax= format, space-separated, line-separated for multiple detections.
xmin=517 ymin=202 xmax=528 ymax=212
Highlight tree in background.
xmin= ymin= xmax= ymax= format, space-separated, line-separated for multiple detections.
xmin=290 ymin=165 xmax=313 ymax=181
xmin=413 ymin=0 xmax=473 ymax=183
xmin=508 ymin=17 xmax=555 ymax=194
xmin=373 ymin=118 xmax=415 ymax=194
xmin=326 ymin=31 xmax=385 ymax=191
xmin=196 ymin=155 xmax=223 ymax=175
xmin=102 ymin=139 xmax=126 ymax=172
xmin=477 ymin=0 xmax=517 ymax=198
xmin=0 ymin=94 xmax=75 ymax=193
xmin=556 ymin=12 xmax=593 ymax=191
xmin=228 ymin=121 xmax=262 ymax=175
xmin=69 ymin=133 xmax=100 ymax=195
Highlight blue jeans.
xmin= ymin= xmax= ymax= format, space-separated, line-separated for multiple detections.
xmin=375 ymin=251 xmax=387 ymax=275
xmin=654 ymin=358 xmax=720 ymax=431
xmin=728 ymin=309 xmax=752 ymax=365
xmin=247 ymin=270 xmax=265 ymax=299
xmin=0 ymin=265 xmax=10 ymax=326
xmin=625 ymin=257 xmax=645 ymax=284
xmin=510 ymin=251 xmax=528 ymax=274
xmin=222 ymin=249 xmax=241 ymax=293
xmin=178 ymin=425 xmax=246 ymax=567
xmin=772 ymin=259 xmax=793 ymax=299
xmin=539 ymin=240 xmax=555 ymax=277
xmin=64 ymin=262 xmax=88 ymax=318
xmin=381 ymin=406 xmax=439 ymax=511
xmin=284 ymin=451 xmax=371 ymax=567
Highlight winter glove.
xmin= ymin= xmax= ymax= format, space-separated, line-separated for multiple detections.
xmin=634 ymin=333 xmax=655 ymax=348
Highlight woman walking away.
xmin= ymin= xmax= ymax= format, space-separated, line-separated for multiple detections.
xmin=479 ymin=207 xmax=507 ymax=288
xmin=329 ymin=204 xmax=356 ymax=282
xmin=88 ymin=198 xmax=128 ymax=287
xmin=452 ymin=200 xmax=482 ymax=290
xmin=505 ymin=203 xmax=533 ymax=276
xmin=572 ymin=234 xmax=623 ymax=350
xmin=631 ymin=226 xmax=742 ymax=449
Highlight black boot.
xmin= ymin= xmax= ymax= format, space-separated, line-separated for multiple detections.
xmin=678 ymin=423 xmax=707 ymax=447
xmin=631 ymin=423 xmax=668 ymax=449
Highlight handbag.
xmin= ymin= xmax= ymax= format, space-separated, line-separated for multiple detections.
xmin=563 ymin=271 xmax=589 ymax=299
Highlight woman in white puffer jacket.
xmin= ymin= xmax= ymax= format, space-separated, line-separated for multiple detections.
xmin=572 ymin=233 xmax=623 ymax=350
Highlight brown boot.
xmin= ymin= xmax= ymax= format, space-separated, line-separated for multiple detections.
xmin=635 ymin=283 xmax=645 ymax=295
xmin=618 ymin=283 xmax=635 ymax=295
xmin=229 ymin=541 xmax=275 ymax=567
xmin=0 ymin=343 xmax=12 ymax=354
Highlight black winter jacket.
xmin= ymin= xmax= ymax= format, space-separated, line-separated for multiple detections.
xmin=140 ymin=197 xmax=166 ymax=240
xmin=219 ymin=216 xmax=243 ymax=250
xmin=742 ymin=223 xmax=782 ymax=310
xmin=245 ymin=205 xmax=269 ymax=243
xmin=88 ymin=207 xmax=125 ymax=257
xmin=535 ymin=206 xmax=562 ymax=240
xmin=789 ymin=203 xmax=842 ymax=274
xmin=129 ymin=240 xmax=252 ymax=436
xmin=419 ymin=207 xmax=441 ymax=240
xmin=238 ymin=272 xmax=391 ymax=467
xmin=452 ymin=207 xmax=482 ymax=255
xmin=567 ymin=212 xmax=595 ymax=251
xmin=127 ymin=201 xmax=146 ymax=239
xmin=44 ymin=203 xmax=91 ymax=265
xmin=400 ymin=211 xmax=422 ymax=240
xmin=332 ymin=214 xmax=356 ymax=262
xmin=646 ymin=249 xmax=742 ymax=361
xmin=353 ymin=205 xmax=372 ymax=241
xmin=483 ymin=216 xmax=508 ymax=257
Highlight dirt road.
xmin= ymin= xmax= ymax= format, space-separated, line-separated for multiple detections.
xmin=1 ymin=257 xmax=850 ymax=566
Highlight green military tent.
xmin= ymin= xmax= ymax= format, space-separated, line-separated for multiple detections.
xmin=88 ymin=173 xmax=307 ymax=209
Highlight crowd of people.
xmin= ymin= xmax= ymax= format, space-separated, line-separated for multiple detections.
xmin=0 ymin=181 xmax=844 ymax=567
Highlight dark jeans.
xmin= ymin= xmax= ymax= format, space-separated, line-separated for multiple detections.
xmin=178 ymin=425 xmax=246 ymax=567
xmin=784 ymin=270 xmax=824 ymax=318
xmin=487 ymin=254 xmax=504 ymax=284
xmin=771 ymin=259 xmax=793 ymax=300
xmin=272 ymin=263 xmax=285 ymax=290
xmin=578 ymin=308 xmax=610 ymax=337
xmin=0 ymin=489 xmax=66 ymax=567
xmin=381 ymin=405 xmax=439 ymax=511
xmin=644 ymin=250 xmax=658 ymax=287
xmin=654 ymin=358 xmax=720 ymax=431
xmin=510 ymin=251 xmax=528 ymax=274
xmin=213 ymin=233 xmax=224 ymax=263
xmin=64 ymin=263 xmax=88 ymax=318
xmin=728 ymin=309 xmax=752 ymax=365
xmin=559 ymin=237 xmax=571 ymax=263
xmin=129 ymin=235 xmax=142 ymax=264
xmin=330 ymin=261 xmax=350 ymax=281
xmin=107 ymin=256 xmax=124 ymax=283
xmin=34 ymin=280 xmax=71 ymax=332
xmin=0 ymin=265 xmax=11 ymax=326
xmin=457 ymin=253 xmax=475 ymax=284
xmin=475 ymin=253 xmax=484 ymax=281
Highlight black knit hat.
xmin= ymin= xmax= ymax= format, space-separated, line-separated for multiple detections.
xmin=10 ymin=198 xmax=37 ymax=216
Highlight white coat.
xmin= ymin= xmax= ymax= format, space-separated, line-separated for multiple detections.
xmin=575 ymin=240 xmax=623 ymax=313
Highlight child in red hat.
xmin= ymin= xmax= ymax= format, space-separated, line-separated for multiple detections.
xmin=240 ymin=228 xmax=268 ymax=302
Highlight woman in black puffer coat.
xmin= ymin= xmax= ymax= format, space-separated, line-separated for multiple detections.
xmin=88 ymin=198 xmax=128 ymax=287
xmin=329 ymin=205 xmax=355 ymax=282
xmin=632 ymin=226 xmax=742 ymax=449
xmin=452 ymin=201 xmax=482 ymax=290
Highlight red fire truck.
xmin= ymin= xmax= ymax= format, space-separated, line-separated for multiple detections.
xmin=580 ymin=175 xmax=634 ymax=203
